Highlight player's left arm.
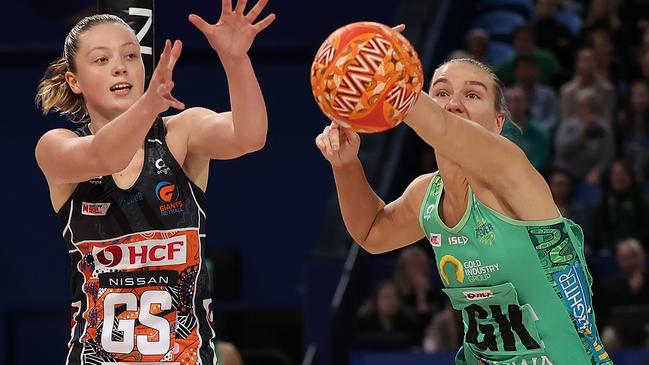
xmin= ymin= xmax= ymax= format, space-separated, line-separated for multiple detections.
xmin=405 ymin=92 xmax=557 ymax=218
xmin=173 ymin=0 xmax=275 ymax=159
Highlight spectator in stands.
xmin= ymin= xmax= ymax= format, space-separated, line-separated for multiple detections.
xmin=548 ymin=168 xmax=592 ymax=238
xmin=422 ymin=302 xmax=462 ymax=353
xmin=394 ymin=246 xmax=444 ymax=329
xmin=587 ymin=29 xmax=627 ymax=95
xmin=497 ymin=24 xmax=563 ymax=87
xmin=448 ymin=28 xmax=491 ymax=66
xmin=582 ymin=0 xmax=622 ymax=39
xmin=504 ymin=86 xmax=551 ymax=172
xmin=616 ymin=79 xmax=649 ymax=181
xmin=554 ymin=88 xmax=614 ymax=180
xmin=353 ymin=281 xmax=420 ymax=350
xmin=513 ymin=55 xmax=560 ymax=133
xmin=560 ymin=48 xmax=616 ymax=125
xmin=618 ymin=0 xmax=649 ymax=52
xmin=640 ymin=50 xmax=649 ymax=85
xmin=533 ymin=0 xmax=575 ymax=70
xmin=597 ymin=238 xmax=649 ymax=349
xmin=592 ymin=161 xmax=649 ymax=253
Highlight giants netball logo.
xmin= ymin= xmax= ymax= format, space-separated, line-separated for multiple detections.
xmin=156 ymin=181 xmax=184 ymax=216
xmin=156 ymin=181 xmax=176 ymax=202
xmin=92 ymin=237 xmax=187 ymax=270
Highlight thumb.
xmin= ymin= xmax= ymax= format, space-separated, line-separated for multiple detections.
xmin=341 ymin=127 xmax=359 ymax=145
xmin=188 ymin=14 xmax=210 ymax=34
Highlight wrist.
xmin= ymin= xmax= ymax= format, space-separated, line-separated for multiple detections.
xmin=332 ymin=157 xmax=362 ymax=171
xmin=136 ymin=93 xmax=162 ymax=118
xmin=219 ymin=53 xmax=251 ymax=70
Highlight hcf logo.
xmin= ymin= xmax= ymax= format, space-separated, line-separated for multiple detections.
xmin=155 ymin=181 xmax=176 ymax=202
xmin=93 ymin=236 xmax=187 ymax=270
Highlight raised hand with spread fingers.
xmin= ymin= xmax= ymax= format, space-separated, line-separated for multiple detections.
xmin=189 ymin=0 xmax=276 ymax=62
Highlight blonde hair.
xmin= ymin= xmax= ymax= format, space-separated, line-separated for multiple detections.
xmin=35 ymin=14 xmax=132 ymax=121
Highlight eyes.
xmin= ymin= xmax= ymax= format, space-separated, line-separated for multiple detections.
xmin=93 ymin=52 xmax=140 ymax=64
xmin=434 ymin=90 xmax=482 ymax=100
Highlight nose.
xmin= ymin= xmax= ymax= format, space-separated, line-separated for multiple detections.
xmin=111 ymin=59 xmax=128 ymax=77
xmin=445 ymin=94 xmax=465 ymax=115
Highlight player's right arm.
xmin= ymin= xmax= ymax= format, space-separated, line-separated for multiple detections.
xmin=36 ymin=40 xmax=184 ymax=185
xmin=316 ymin=122 xmax=427 ymax=254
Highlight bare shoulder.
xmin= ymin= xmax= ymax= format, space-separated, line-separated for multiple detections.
xmin=35 ymin=128 xmax=79 ymax=165
xmin=36 ymin=128 xmax=78 ymax=147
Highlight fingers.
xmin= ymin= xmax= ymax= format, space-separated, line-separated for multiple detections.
xmin=159 ymin=39 xmax=172 ymax=65
xmin=340 ymin=125 xmax=359 ymax=145
xmin=330 ymin=124 xmax=340 ymax=151
xmin=315 ymin=134 xmax=325 ymax=152
xmin=253 ymin=13 xmax=276 ymax=32
xmin=168 ymin=40 xmax=183 ymax=73
xmin=156 ymin=81 xmax=185 ymax=110
xmin=166 ymin=93 xmax=185 ymax=110
xmin=234 ymin=0 xmax=248 ymax=14
xmin=188 ymin=14 xmax=210 ymax=34
xmin=321 ymin=126 xmax=334 ymax=156
xmin=392 ymin=24 xmax=406 ymax=33
xmin=245 ymin=0 xmax=269 ymax=22
xmin=222 ymin=0 xmax=233 ymax=15
xmin=150 ymin=40 xmax=171 ymax=81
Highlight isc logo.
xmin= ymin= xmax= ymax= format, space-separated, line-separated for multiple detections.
xmin=448 ymin=236 xmax=469 ymax=245
xmin=463 ymin=290 xmax=493 ymax=300
xmin=92 ymin=237 xmax=187 ymax=270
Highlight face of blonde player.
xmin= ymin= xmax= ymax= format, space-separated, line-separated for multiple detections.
xmin=429 ymin=62 xmax=505 ymax=133
xmin=68 ymin=22 xmax=145 ymax=121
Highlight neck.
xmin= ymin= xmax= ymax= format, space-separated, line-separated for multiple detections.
xmin=579 ymin=74 xmax=595 ymax=85
xmin=86 ymin=107 xmax=121 ymax=134
xmin=520 ymin=82 xmax=534 ymax=92
xmin=436 ymin=155 xmax=470 ymax=206
xmin=625 ymin=269 xmax=644 ymax=279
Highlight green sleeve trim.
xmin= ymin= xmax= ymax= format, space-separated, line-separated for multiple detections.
xmin=418 ymin=172 xmax=439 ymax=234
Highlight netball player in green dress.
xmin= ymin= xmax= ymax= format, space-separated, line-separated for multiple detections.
xmin=316 ymin=58 xmax=613 ymax=365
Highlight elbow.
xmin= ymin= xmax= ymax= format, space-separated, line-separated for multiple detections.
xmin=362 ymin=245 xmax=384 ymax=255
xmin=356 ymin=236 xmax=385 ymax=255
xmin=247 ymin=135 xmax=266 ymax=152
xmin=240 ymin=132 xmax=267 ymax=153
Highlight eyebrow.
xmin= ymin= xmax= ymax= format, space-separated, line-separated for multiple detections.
xmin=432 ymin=78 xmax=488 ymax=91
xmin=87 ymin=41 xmax=138 ymax=55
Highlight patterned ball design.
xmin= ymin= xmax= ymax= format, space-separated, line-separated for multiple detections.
xmin=310 ymin=22 xmax=424 ymax=133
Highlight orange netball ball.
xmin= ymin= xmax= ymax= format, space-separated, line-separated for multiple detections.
xmin=310 ymin=21 xmax=424 ymax=133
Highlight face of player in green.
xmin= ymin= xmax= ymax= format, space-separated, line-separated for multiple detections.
xmin=429 ymin=61 xmax=505 ymax=134
xmin=65 ymin=22 xmax=146 ymax=121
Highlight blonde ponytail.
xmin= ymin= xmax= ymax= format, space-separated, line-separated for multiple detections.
xmin=35 ymin=56 xmax=86 ymax=120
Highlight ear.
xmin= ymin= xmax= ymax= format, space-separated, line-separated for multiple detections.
xmin=64 ymin=71 xmax=82 ymax=95
xmin=495 ymin=111 xmax=506 ymax=133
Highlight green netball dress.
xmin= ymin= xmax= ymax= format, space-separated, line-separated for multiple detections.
xmin=419 ymin=173 xmax=613 ymax=365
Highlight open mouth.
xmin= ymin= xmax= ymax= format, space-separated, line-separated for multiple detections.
xmin=110 ymin=82 xmax=133 ymax=93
